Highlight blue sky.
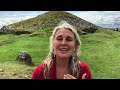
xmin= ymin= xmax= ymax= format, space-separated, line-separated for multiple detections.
xmin=0 ymin=11 xmax=120 ymax=28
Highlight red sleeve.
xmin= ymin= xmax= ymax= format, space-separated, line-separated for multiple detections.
xmin=79 ymin=62 xmax=92 ymax=79
xmin=32 ymin=64 xmax=45 ymax=79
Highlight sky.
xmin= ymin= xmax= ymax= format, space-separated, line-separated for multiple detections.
xmin=70 ymin=11 xmax=120 ymax=28
xmin=0 ymin=11 xmax=120 ymax=29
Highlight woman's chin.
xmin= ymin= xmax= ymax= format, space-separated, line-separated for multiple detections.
xmin=57 ymin=54 xmax=70 ymax=59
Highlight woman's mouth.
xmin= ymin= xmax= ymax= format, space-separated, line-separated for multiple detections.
xmin=59 ymin=48 xmax=68 ymax=53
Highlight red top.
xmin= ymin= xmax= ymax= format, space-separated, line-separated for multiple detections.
xmin=32 ymin=60 xmax=92 ymax=79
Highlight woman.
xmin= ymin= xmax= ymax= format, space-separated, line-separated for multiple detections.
xmin=32 ymin=21 xmax=92 ymax=79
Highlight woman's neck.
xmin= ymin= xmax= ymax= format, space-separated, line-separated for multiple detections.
xmin=56 ymin=57 xmax=70 ymax=79
xmin=56 ymin=57 xmax=69 ymax=68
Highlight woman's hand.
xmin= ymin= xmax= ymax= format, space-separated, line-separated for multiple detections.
xmin=82 ymin=73 xmax=87 ymax=79
xmin=63 ymin=73 xmax=87 ymax=79
xmin=63 ymin=74 xmax=76 ymax=79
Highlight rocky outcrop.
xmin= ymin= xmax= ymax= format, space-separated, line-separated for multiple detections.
xmin=59 ymin=13 xmax=98 ymax=34
xmin=16 ymin=51 xmax=35 ymax=66
xmin=82 ymin=26 xmax=97 ymax=33
xmin=0 ymin=26 xmax=32 ymax=35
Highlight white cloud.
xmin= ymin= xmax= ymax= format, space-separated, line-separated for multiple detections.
xmin=0 ymin=11 xmax=47 ymax=29
xmin=68 ymin=11 xmax=120 ymax=27
xmin=68 ymin=11 xmax=103 ymax=24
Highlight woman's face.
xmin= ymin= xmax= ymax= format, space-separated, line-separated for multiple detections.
xmin=53 ymin=28 xmax=76 ymax=59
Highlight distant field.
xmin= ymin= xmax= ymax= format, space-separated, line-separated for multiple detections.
xmin=0 ymin=29 xmax=120 ymax=79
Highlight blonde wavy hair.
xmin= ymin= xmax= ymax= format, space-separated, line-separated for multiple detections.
xmin=43 ymin=21 xmax=81 ymax=79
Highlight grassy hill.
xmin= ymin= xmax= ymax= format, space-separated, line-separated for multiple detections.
xmin=0 ymin=11 xmax=99 ymax=35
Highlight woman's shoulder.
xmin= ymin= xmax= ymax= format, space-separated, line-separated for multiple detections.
xmin=79 ymin=61 xmax=90 ymax=69
xmin=79 ymin=61 xmax=92 ymax=79
xmin=35 ymin=63 xmax=45 ymax=70
xmin=32 ymin=63 xmax=45 ymax=79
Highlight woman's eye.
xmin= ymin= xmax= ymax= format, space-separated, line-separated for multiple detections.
xmin=66 ymin=38 xmax=73 ymax=41
xmin=56 ymin=37 xmax=63 ymax=41
xmin=57 ymin=39 xmax=62 ymax=41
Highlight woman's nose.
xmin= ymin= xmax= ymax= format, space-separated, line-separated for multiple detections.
xmin=61 ymin=39 xmax=66 ymax=45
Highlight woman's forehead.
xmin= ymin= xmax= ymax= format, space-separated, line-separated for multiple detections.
xmin=55 ymin=28 xmax=74 ymax=36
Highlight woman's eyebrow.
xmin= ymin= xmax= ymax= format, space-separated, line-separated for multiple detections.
xmin=56 ymin=35 xmax=62 ymax=38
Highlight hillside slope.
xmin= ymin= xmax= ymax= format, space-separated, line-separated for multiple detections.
xmin=0 ymin=11 xmax=100 ymax=35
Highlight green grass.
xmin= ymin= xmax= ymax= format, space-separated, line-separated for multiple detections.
xmin=0 ymin=29 xmax=120 ymax=79
xmin=80 ymin=29 xmax=120 ymax=79
xmin=0 ymin=34 xmax=49 ymax=64
xmin=0 ymin=61 xmax=36 ymax=79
